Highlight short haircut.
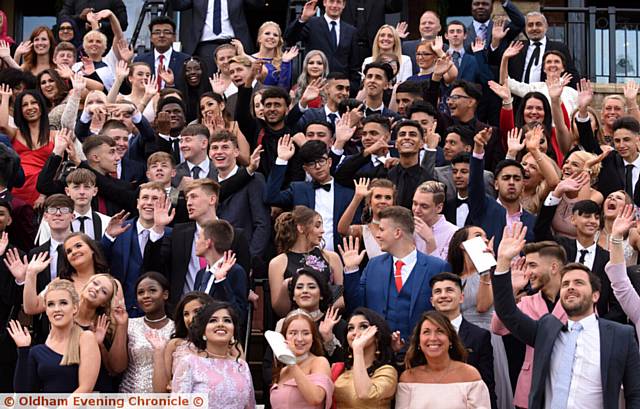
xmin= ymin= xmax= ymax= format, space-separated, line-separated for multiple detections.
xmin=54 ymin=41 xmax=77 ymax=59
xmin=416 ymin=181 xmax=446 ymax=205
xmin=445 ymin=125 xmax=475 ymax=147
xmin=494 ymin=159 xmax=525 ymax=178
xmin=157 ymin=96 xmax=186 ymax=114
xmin=613 ymin=116 xmax=640 ymax=134
xmin=572 ymin=200 xmax=601 ymax=216
xmin=82 ymin=134 xmax=115 ymax=157
xmin=214 ymin=43 xmax=237 ymax=60
xmin=326 ymin=71 xmax=349 ymax=81
xmin=229 ymin=55 xmax=253 ymax=67
xmin=523 ymin=241 xmax=567 ymax=264
xmin=450 ymin=80 xmax=482 ymax=102
xmin=304 ymin=120 xmax=334 ymax=136
xmin=451 ymin=152 xmax=471 ymax=165
xmin=559 ymin=262 xmax=601 ymax=293
xmin=44 ymin=193 xmax=74 ymax=210
xmin=391 ymin=119 xmax=424 ymax=140
xmin=201 ymin=219 xmax=235 ymax=253
xmin=149 ymin=16 xmax=176 ymax=32
xmin=299 ymin=140 xmax=329 ymax=164
xmin=261 ymin=86 xmax=291 ymax=106
xmin=361 ymin=114 xmax=391 ymax=133
xmin=379 ymin=206 xmax=414 ymax=235
xmin=101 ymin=119 xmax=128 ymax=134
xmin=338 ymin=98 xmax=363 ymax=115
xmin=429 ymin=272 xmax=463 ymax=291
xmin=209 ymin=130 xmax=239 ymax=148
xmin=147 ymin=151 xmax=175 ymax=168
xmin=447 ymin=20 xmax=467 ymax=33
xmin=363 ymin=62 xmax=394 ymax=82
xmin=396 ymin=81 xmax=423 ymax=97
xmin=407 ymin=100 xmax=437 ymax=118
xmin=526 ymin=11 xmax=548 ymax=26
xmin=138 ymin=181 xmax=167 ymax=197
xmin=65 ymin=168 xmax=96 ymax=187
xmin=184 ymin=178 xmax=220 ymax=198
xmin=181 ymin=124 xmax=210 ymax=139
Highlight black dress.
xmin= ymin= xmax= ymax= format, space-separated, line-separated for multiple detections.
xmin=14 ymin=345 xmax=79 ymax=392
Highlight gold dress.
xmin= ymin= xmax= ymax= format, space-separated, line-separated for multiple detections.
xmin=333 ymin=364 xmax=398 ymax=409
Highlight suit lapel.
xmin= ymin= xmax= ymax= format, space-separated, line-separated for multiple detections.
xmin=122 ymin=220 xmax=135 ymax=280
xmin=598 ymin=319 xmax=612 ymax=390
xmin=409 ymin=253 xmax=429 ymax=319
xmin=92 ymin=212 xmax=102 ymax=238
xmin=181 ymin=224 xmax=197 ymax=290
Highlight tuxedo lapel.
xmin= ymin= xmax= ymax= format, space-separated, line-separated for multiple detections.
xmin=91 ymin=212 xmax=102 ymax=238
xmin=409 ymin=254 xmax=429 ymax=319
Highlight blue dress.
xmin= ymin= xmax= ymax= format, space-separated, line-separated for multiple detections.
xmin=255 ymin=57 xmax=293 ymax=91
xmin=14 ymin=345 xmax=79 ymax=392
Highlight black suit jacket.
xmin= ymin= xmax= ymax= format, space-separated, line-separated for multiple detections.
xmin=143 ymin=222 xmax=250 ymax=306
xmin=172 ymin=0 xmax=263 ymax=55
xmin=459 ymin=318 xmax=496 ymax=409
xmin=492 ymin=270 xmax=640 ymax=409
xmin=534 ymin=201 xmax=625 ymax=323
xmin=464 ymin=0 xmax=525 ymax=53
xmin=505 ymin=39 xmax=580 ymax=89
xmin=284 ymin=16 xmax=360 ymax=91
xmin=193 ymin=264 xmax=248 ymax=326
xmin=341 ymin=0 xmax=401 ymax=49
xmin=134 ymin=50 xmax=190 ymax=91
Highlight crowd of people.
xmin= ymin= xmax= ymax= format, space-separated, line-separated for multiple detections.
xmin=0 ymin=0 xmax=639 ymax=407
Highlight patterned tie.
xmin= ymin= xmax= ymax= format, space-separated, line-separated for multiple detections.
xmin=550 ymin=322 xmax=584 ymax=409
xmin=452 ymin=51 xmax=461 ymax=68
xmin=328 ymin=113 xmax=338 ymax=126
xmin=394 ymin=260 xmax=404 ymax=292
xmin=477 ymin=23 xmax=487 ymax=41
xmin=157 ymin=54 xmax=165 ymax=91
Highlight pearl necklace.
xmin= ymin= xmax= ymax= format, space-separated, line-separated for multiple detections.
xmin=205 ymin=349 xmax=229 ymax=359
xmin=144 ymin=315 xmax=167 ymax=323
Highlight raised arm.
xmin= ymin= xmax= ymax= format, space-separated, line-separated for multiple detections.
xmin=0 ymin=84 xmax=16 ymax=139
xmin=500 ymin=41 xmax=523 ymax=86
xmin=337 ymin=178 xmax=368 ymax=237
xmin=548 ymin=75 xmax=574 ymax=154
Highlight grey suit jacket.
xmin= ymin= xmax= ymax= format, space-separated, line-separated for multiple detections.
xmin=421 ymin=149 xmax=495 ymax=202
xmin=172 ymin=161 xmax=219 ymax=188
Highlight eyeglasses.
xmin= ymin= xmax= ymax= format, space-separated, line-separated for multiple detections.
xmin=304 ymin=158 xmax=328 ymax=168
xmin=46 ymin=207 xmax=72 ymax=215
xmin=416 ymin=52 xmax=434 ymax=57
xmin=447 ymin=95 xmax=472 ymax=101
xmin=59 ymin=26 xmax=74 ymax=32
xmin=151 ymin=30 xmax=175 ymax=36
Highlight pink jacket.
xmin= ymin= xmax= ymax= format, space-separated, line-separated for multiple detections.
xmin=491 ymin=291 xmax=567 ymax=408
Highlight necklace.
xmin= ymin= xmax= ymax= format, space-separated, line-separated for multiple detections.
xmin=205 ymin=349 xmax=229 ymax=359
xmin=144 ymin=315 xmax=167 ymax=323
xmin=427 ymin=361 xmax=453 ymax=383
xmin=296 ymin=353 xmax=309 ymax=363
xmin=307 ymin=309 xmax=323 ymax=321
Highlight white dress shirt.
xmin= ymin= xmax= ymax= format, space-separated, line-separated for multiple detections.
xmin=392 ymin=249 xmax=418 ymax=286
xmin=154 ymin=48 xmax=173 ymax=88
xmin=49 ymin=239 xmax=62 ymax=281
xmin=451 ymin=314 xmax=463 ymax=333
xmin=623 ymin=154 xmax=640 ymax=195
xmin=314 ymin=178 xmax=335 ymax=251
xmin=201 ymin=0 xmax=235 ymax=42
xmin=203 ymin=257 xmax=226 ymax=294
xmin=186 ymin=158 xmax=211 ymax=179
xmin=522 ymin=36 xmax=548 ymax=84
xmin=545 ymin=314 xmax=603 ymax=409
xmin=456 ymin=194 xmax=470 ymax=228
xmin=72 ymin=210 xmax=95 ymax=239
xmin=575 ymin=241 xmax=597 ymax=270
xmin=186 ymin=223 xmax=204 ymax=294
xmin=323 ymin=15 xmax=341 ymax=46
xmin=218 ymin=164 xmax=239 ymax=182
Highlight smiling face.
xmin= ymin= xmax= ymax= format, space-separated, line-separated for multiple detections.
xmin=346 ymin=315 xmax=376 ymax=349
xmin=200 ymin=96 xmax=224 ymax=120
xmin=82 ymin=275 xmax=115 ymax=307
xmin=104 ymin=128 xmax=130 ymax=160
xmin=452 ymin=162 xmax=470 ymax=192
xmin=209 ymin=138 xmax=239 ymax=172
xmin=369 ymin=187 xmax=394 ymax=217
xmin=431 ymin=280 xmax=464 ymax=315
xmin=147 ymin=159 xmax=175 ymax=185
xmin=45 ymin=289 xmax=77 ymax=327
xmin=443 ymin=132 xmax=471 ymax=161
xmin=523 ymin=97 xmax=545 ymax=123
xmin=293 ymin=274 xmax=322 ymax=311
xmin=33 ymin=30 xmax=51 ymax=55
xmin=183 ymin=299 xmax=204 ymax=328
xmin=39 ymin=73 xmax=58 ymax=101
xmin=305 ymin=124 xmax=333 ymax=148
xmin=285 ymin=317 xmax=314 ymax=356
xmin=136 ymin=277 xmax=168 ymax=314
xmin=137 ymin=187 xmax=165 ymax=224
xmin=447 ymin=87 xmax=475 ymax=120
xmin=571 ymin=211 xmax=600 ymax=237
xmin=525 ymin=252 xmax=552 ymax=291
xmin=560 ymin=269 xmax=598 ymax=318
xmin=613 ymin=128 xmax=640 ymax=161
xmin=419 ymin=11 xmax=441 ymax=39
xmin=21 ymin=94 xmax=41 ymax=122
xmin=360 ymin=122 xmax=389 ymax=150
xmin=58 ymin=22 xmax=75 ymax=42
xmin=258 ymin=23 xmax=281 ymax=51
xmin=543 ymin=53 xmax=565 ymax=78
xmin=64 ymin=236 xmax=95 ymax=269
xmin=323 ymin=0 xmax=346 ymax=19
xmin=325 ymin=78 xmax=350 ymax=107
xmin=415 ymin=43 xmax=436 ymax=70
xmin=412 ymin=191 xmax=441 ymax=226
xmin=418 ymin=318 xmax=451 ymax=359
xmin=561 ymin=152 xmax=586 ymax=179
xmin=525 ymin=14 xmax=547 ymax=42
xmin=306 ymin=54 xmax=325 ymax=79
xmin=129 ymin=64 xmax=151 ymax=89
xmin=185 ymin=60 xmax=203 ymax=87
xmin=53 ymin=50 xmax=75 ymax=68
xmin=471 ymin=0 xmax=492 ymax=23
xmin=215 ymin=47 xmax=237 ymax=75
xmin=84 ymin=33 xmax=107 ymax=59
xmin=603 ymin=191 xmax=630 ymax=218
xmin=375 ymin=217 xmax=400 ymax=253
xmin=376 ymin=27 xmax=395 ymax=52
xmin=43 ymin=205 xmax=73 ymax=231
xmin=160 ymin=103 xmax=186 ymax=132
xmin=263 ymin=97 xmax=287 ymax=126
xmin=253 ymin=94 xmax=264 ymax=119
xmin=205 ymin=308 xmax=235 ymax=345
xmin=602 ymin=98 xmax=625 ymax=129
xmin=364 ymin=67 xmax=388 ymax=98
xmin=395 ymin=125 xmax=423 ymax=155
xmin=150 ymin=23 xmax=175 ymax=53
xmin=521 ymin=153 xmax=541 ymax=188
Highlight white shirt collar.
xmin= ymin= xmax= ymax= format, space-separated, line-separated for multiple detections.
xmin=365 ymin=102 xmax=385 ymax=112
xmin=187 ymin=158 xmax=210 ymax=172
xmin=393 ymin=248 xmax=417 ymax=266
xmin=324 ymin=105 xmax=339 ymax=117
xmin=568 ymin=313 xmax=597 ymax=331
xmin=154 ymin=48 xmax=173 ymax=61
xmin=576 ymin=240 xmax=597 ymax=253
xmin=530 ymin=36 xmax=547 ymax=47
xmin=324 ymin=14 xmax=340 ymax=26
xmin=136 ymin=220 xmax=150 ymax=235
xmin=472 ymin=20 xmax=489 ymax=32
xmin=218 ymin=165 xmax=239 ymax=182
xmin=623 ymin=154 xmax=640 ymax=168
xmin=74 ymin=210 xmax=92 ymax=220
xmin=450 ymin=315 xmax=463 ymax=333
xmin=50 ymin=238 xmax=62 ymax=251
xmin=207 ymin=256 xmax=224 ymax=272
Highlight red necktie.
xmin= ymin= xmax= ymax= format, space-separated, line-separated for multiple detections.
xmin=157 ymin=55 xmax=165 ymax=91
xmin=198 ymin=256 xmax=207 ymax=270
xmin=394 ymin=260 xmax=404 ymax=292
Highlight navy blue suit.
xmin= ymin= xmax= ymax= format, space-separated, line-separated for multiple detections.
xmin=469 ymin=153 xmax=536 ymax=252
xmin=456 ymin=51 xmax=493 ymax=84
xmin=134 ymin=50 xmax=190 ymax=91
xmin=296 ymin=107 xmax=333 ymax=134
xmin=101 ymin=219 xmax=172 ymax=316
xmin=193 ymin=264 xmax=248 ymax=328
xmin=284 ymin=16 xmax=360 ymax=92
xmin=264 ymin=164 xmax=359 ymax=251
xmin=344 ymin=251 xmax=450 ymax=341
xmin=120 ymin=157 xmax=146 ymax=187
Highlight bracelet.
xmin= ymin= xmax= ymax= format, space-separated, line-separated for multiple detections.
xmin=480 ymin=280 xmax=492 ymax=286
xmin=609 ymin=236 xmax=624 ymax=245
xmin=502 ymin=98 xmax=513 ymax=106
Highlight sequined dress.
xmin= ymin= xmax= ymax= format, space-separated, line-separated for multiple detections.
xmin=119 ymin=317 xmax=175 ymax=392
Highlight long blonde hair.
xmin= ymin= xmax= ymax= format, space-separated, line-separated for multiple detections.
xmin=44 ymin=279 xmax=83 ymax=366
xmin=257 ymin=21 xmax=283 ymax=71
xmin=372 ymin=25 xmax=402 ymax=66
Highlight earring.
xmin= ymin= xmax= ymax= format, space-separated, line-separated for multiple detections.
xmin=202 ymin=335 xmax=207 ymax=341
xmin=229 ymin=337 xmax=236 ymax=346
xmin=449 ymin=344 xmax=453 ymax=350
xmin=375 ymin=350 xmax=380 ymax=356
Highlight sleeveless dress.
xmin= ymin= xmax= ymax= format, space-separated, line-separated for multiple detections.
xmin=11 ymin=138 xmax=54 ymax=205
xmin=362 ymin=225 xmax=383 ymax=259
xmin=14 ymin=345 xmax=80 ymax=392
xmin=119 ymin=318 xmax=175 ymax=392
xmin=270 ymin=372 xmax=334 ymax=409
xmin=284 ymin=248 xmax=333 ymax=283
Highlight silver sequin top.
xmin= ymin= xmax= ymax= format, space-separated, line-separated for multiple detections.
xmin=119 ymin=317 xmax=175 ymax=393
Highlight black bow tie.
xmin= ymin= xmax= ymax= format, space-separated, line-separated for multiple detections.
xmin=365 ymin=108 xmax=382 ymax=116
xmin=313 ymin=181 xmax=332 ymax=192
xmin=456 ymin=197 xmax=468 ymax=207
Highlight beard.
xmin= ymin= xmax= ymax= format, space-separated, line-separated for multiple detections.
xmin=560 ymin=294 xmax=593 ymax=318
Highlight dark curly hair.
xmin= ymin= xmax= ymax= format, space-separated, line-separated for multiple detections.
xmin=345 ymin=307 xmax=394 ymax=375
xmin=172 ymin=291 xmax=214 ymax=339
xmin=188 ymin=300 xmax=242 ymax=359
xmin=288 ymin=268 xmax=332 ymax=313
xmin=404 ymin=311 xmax=468 ymax=369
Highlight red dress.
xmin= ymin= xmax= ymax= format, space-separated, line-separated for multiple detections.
xmin=11 ymin=137 xmax=54 ymax=206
